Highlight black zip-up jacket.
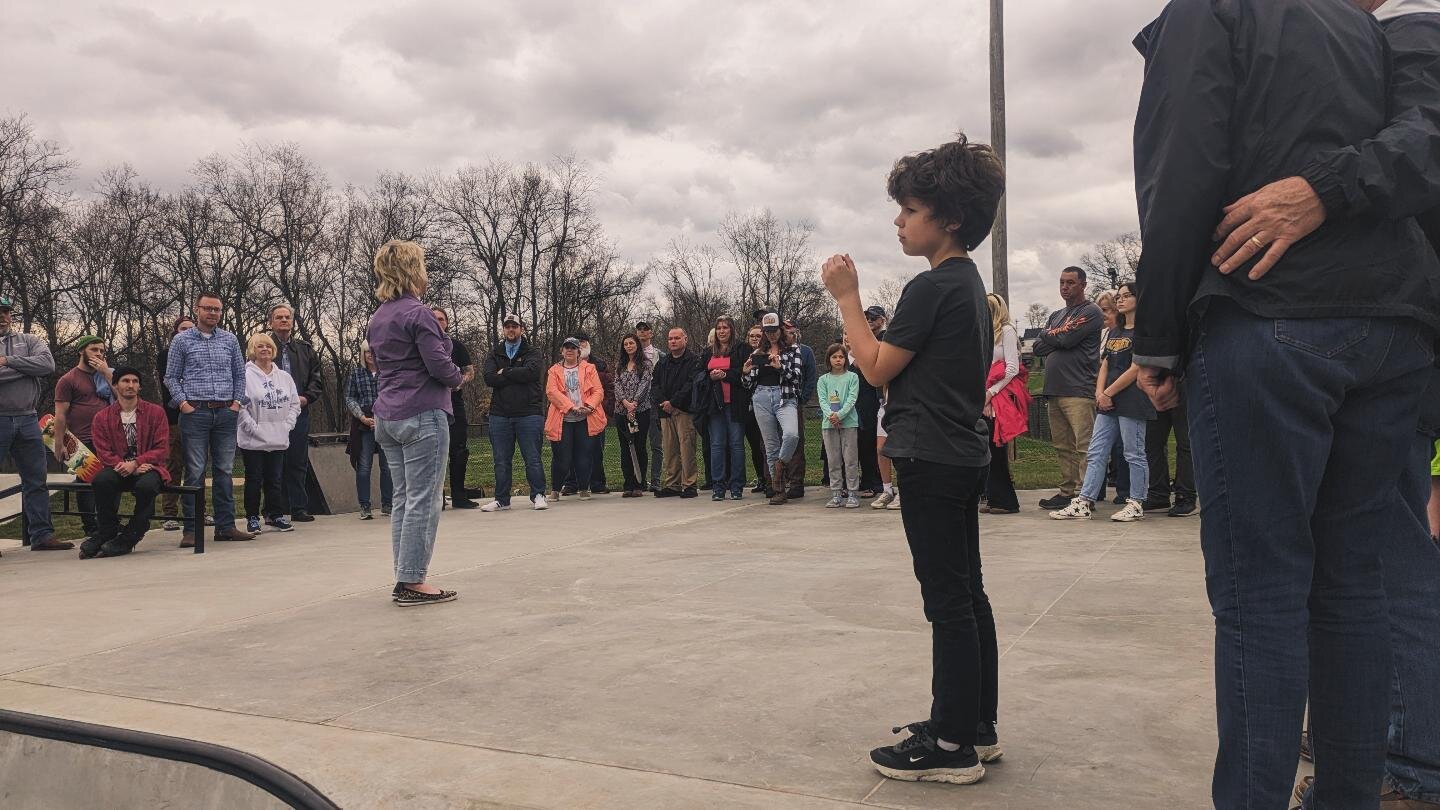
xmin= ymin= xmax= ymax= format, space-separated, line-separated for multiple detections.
xmin=698 ymin=343 xmax=750 ymax=415
xmin=1299 ymin=1 xmax=1440 ymax=436
xmin=1301 ymin=2 xmax=1440 ymax=227
xmin=482 ymin=338 xmax=544 ymax=418
xmin=268 ymin=333 xmax=324 ymax=409
xmin=651 ymin=348 xmax=700 ymax=418
xmin=1132 ymin=0 xmax=1440 ymax=368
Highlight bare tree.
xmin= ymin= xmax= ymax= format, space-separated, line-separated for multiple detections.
xmin=653 ymin=238 xmax=733 ymax=343
xmin=721 ymin=209 xmax=827 ymax=336
xmin=1079 ymin=232 xmax=1141 ymax=294
xmin=0 ymin=114 xmax=75 ymax=343
xmin=63 ymin=165 xmax=167 ymax=363
xmin=868 ymin=276 xmax=907 ymax=319
xmin=1025 ymin=302 xmax=1050 ymax=329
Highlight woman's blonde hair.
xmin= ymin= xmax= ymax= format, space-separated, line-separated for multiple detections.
xmin=1094 ymin=290 xmax=1116 ymax=312
xmin=373 ymin=240 xmax=427 ymax=302
xmin=985 ymin=293 xmax=1013 ymax=344
xmin=247 ymin=332 xmax=277 ymax=361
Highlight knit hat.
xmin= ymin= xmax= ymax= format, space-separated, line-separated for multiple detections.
xmin=110 ymin=365 xmax=143 ymax=385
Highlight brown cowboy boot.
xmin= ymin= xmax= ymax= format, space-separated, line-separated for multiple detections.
xmin=768 ymin=461 xmax=788 ymax=505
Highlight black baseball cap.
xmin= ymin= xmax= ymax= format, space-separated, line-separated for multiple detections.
xmin=864 ymin=306 xmax=887 ymax=321
xmin=635 ymin=321 xmax=653 ymax=331
xmin=561 ymin=337 xmax=581 ymax=349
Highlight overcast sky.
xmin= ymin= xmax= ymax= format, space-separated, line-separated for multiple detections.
xmin=6 ymin=0 xmax=1163 ymax=319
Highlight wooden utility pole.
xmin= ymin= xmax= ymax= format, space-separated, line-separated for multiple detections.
xmin=989 ymin=0 xmax=1009 ymax=301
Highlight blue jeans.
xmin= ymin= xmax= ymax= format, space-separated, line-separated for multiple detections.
xmin=1188 ymin=301 xmax=1433 ymax=809
xmin=489 ymin=414 xmax=545 ymax=506
xmin=376 ymin=409 xmax=448 ymax=583
xmin=1080 ymin=412 xmax=1147 ymax=503
xmin=354 ymin=429 xmax=392 ymax=509
xmin=1385 ymin=433 xmax=1440 ymax=802
xmin=752 ymin=386 xmax=799 ymax=467
xmin=0 ymin=415 xmax=53 ymax=542
xmin=550 ymin=421 xmax=594 ymax=494
xmin=708 ymin=404 xmax=745 ymax=496
xmin=180 ymin=408 xmax=239 ymax=532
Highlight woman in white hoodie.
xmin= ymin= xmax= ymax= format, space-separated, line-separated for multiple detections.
xmin=238 ymin=333 xmax=301 ymax=535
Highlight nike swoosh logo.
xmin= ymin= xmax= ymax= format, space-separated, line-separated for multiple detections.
xmin=908 ymin=756 xmax=926 ymax=763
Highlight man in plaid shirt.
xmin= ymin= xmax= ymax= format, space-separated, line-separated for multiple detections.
xmin=163 ymin=292 xmax=252 ymax=545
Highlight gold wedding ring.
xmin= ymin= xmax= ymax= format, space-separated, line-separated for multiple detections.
xmin=1247 ymin=235 xmax=1265 ymax=250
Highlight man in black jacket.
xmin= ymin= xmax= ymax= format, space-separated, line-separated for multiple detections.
xmin=266 ymin=305 xmax=322 ymax=524
xmin=481 ymin=314 xmax=548 ymax=511
xmin=853 ymin=306 xmax=887 ymax=495
xmin=433 ymin=307 xmax=480 ymax=509
xmin=1207 ymin=3 xmax=1440 ymax=806
xmin=651 ymin=327 xmax=700 ymax=498
xmin=1132 ymin=2 xmax=1440 ymax=807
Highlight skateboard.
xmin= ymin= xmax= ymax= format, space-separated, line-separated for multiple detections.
xmin=39 ymin=413 xmax=104 ymax=482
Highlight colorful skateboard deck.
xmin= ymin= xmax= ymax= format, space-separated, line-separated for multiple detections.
xmin=39 ymin=413 xmax=104 ymax=483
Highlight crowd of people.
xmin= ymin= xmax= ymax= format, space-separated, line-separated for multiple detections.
xmin=0 ymin=294 xmax=332 ymax=558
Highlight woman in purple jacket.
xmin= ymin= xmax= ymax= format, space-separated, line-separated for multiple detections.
xmin=367 ymin=240 xmax=462 ymax=607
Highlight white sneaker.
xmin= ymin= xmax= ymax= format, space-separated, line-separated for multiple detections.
xmin=1111 ymin=499 xmax=1146 ymax=522
xmin=532 ymin=494 xmax=549 ymax=511
xmin=870 ymin=491 xmax=895 ymax=509
xmin=162 ymin=520 xmax=181 ymax=531
xmin=1050 ymin=497 xmax=1093 ymax=520
xmin=480 ymin=500 xmax=510 ymax=512
xmin=825 ymin=493 xmax=843 ymax=508
xmin=886 ymin=491 xmax=902 ymax=510
xmin=845 ymin=493 xmax=861 ymax=508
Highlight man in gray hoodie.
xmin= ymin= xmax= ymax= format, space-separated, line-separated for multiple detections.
xmin=0 ymin=297 xmax=64 ymax=551
xmin=1210 ymin=3 xmax=1440 ymax=807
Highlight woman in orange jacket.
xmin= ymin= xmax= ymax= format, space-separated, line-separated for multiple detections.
xmin=545 ymin=337 xmax=608 ymax=501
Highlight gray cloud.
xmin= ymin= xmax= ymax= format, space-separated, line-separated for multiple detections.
xmin=8 ymin=0 xmax=1164 ymax=318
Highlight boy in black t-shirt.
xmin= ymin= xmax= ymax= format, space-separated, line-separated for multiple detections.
xmin=822 ymin=133 xmax=1006 ymax=786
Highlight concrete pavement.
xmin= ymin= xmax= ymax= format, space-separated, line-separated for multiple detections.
xmin=0 ymin=489 xmax=1216 ymax=809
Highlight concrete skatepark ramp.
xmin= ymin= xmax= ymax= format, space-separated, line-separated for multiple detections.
xmin=0 ymin=709 xmax=337 ymax=810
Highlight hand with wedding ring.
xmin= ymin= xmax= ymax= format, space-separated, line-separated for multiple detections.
xmin=1212 ymin=176 xmax=1326 ymax=280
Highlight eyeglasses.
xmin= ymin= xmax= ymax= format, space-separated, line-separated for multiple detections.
xmin=1114 ymin=292 xmax=1134 ymax=300
xmin=196 ymin=305 xmax=221 ymax=313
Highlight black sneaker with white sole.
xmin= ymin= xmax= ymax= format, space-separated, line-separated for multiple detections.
xmin=975 ymin=720 xmax=1004 ymax=763
xmin=1168 ymin=500 xmax=1198 ymax=517
xmin=869 ymin=721 xmax=985 ymax=785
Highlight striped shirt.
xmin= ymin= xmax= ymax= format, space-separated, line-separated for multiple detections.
xmin=163 ymin=327 xmax=247 ymax=407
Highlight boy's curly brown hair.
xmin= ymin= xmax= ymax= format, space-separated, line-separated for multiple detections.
xmin=886 ymin=133 xmax=1006 ymax=252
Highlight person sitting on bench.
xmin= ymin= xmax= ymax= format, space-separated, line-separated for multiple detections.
xmin=81 ymin=366 xmax=170 ymax=558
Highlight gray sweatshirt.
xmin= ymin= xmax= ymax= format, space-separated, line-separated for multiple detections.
xmin=0 ymin=331 xmax=56 ymax=416
xmin=1032 ymin=302 xmax=1104 ymax=398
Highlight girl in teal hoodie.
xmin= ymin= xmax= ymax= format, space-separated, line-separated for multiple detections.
xmin=817 ymin=343 xmax=861 ymax=507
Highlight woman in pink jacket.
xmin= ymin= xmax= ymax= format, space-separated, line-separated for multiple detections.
xmin=982 ymin=293 xmax=1029 ymax=514
xmin=545 ymin=337 xmax=607 ymax=501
